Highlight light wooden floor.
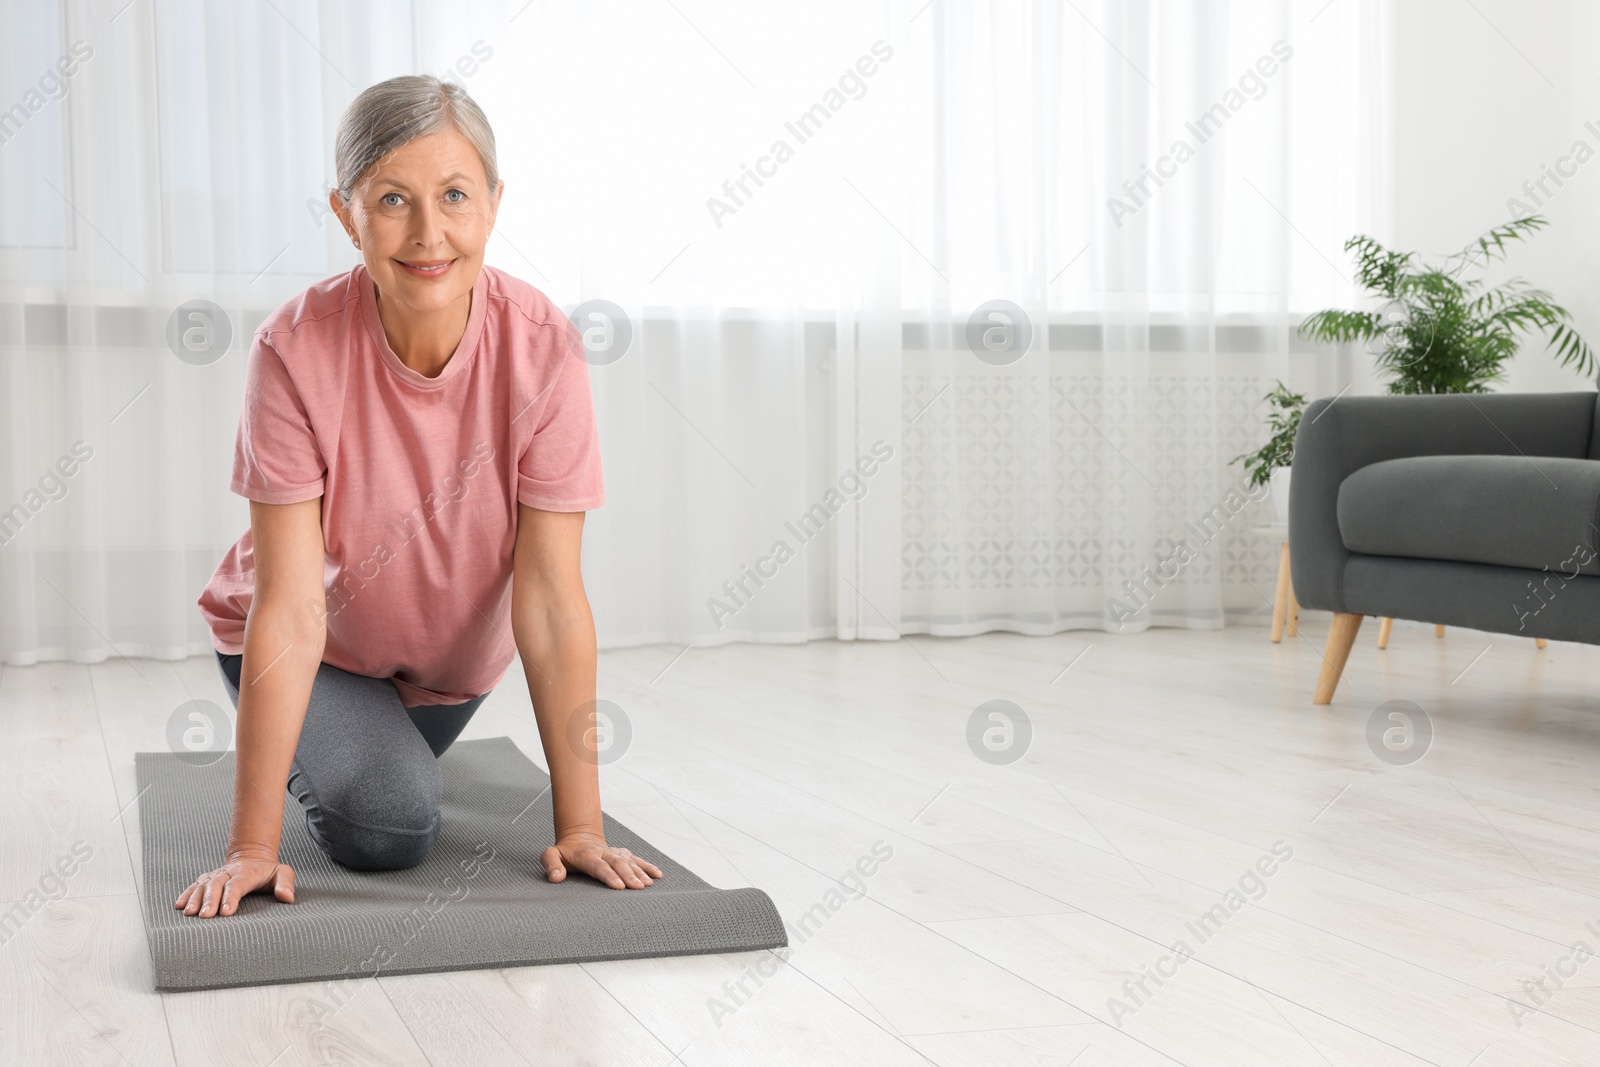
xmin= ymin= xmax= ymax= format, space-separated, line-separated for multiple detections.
xmin=5 ymin=619 xmax=1600 ymax=1065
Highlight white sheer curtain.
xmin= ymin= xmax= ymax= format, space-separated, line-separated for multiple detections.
xmin=0 ymin=0 xmax=1385 ymax=664
xmin=897 ymin=0 xmax=1388 ymax=635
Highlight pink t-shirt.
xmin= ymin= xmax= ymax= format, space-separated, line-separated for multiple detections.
xmin=198 ymin=263 xmax=604 ymax=706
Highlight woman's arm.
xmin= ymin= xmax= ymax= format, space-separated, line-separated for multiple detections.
xmin=511 ymin=503 xmax=662 ymax=890
xmin=176 ymin=497 xmax=328 ymax=917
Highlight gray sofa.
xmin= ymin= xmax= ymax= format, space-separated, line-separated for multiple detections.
xmin=1288 ymin=390 xmax=1600 ymax=703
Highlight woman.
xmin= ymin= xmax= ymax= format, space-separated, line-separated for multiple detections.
xmin=181 ymin=75 xmax=662 ymax=919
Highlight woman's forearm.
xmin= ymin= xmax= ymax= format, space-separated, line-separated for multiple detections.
xmin=515 ymin=610 xmax=602 ymax=838
xmin=228 ymin=609 xmax=325 ymax=858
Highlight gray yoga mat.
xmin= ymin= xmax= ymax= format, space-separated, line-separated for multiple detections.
xmin=135 ymin=736 xmax=787 ymax=993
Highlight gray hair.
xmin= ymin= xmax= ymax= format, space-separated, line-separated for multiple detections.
xmin=333 ymin=75 xmax=500 ymax=202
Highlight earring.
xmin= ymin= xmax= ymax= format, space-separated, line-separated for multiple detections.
xmin=353 ymin=238 xmax=361 ymax=249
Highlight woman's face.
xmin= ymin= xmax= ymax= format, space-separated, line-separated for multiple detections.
xmin=332 ymin=127 xmax=502 ymax=317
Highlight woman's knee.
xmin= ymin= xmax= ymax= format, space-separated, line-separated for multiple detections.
xmin=300 ymin=760 xmax=445 ymax=871
xmin=313 ymin=807 xmax=441 ymax=871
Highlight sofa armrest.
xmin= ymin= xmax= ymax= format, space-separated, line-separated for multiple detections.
xmin=1288 ymin=391 xmax=1597 ymax=613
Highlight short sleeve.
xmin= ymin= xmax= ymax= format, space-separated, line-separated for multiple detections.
xmin=229 ymin=332 xmax=326 ymax=504
xmin=516 ymin=332 xmax=605 ymax=512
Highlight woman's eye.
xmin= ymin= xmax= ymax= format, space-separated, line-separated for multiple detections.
xmin=444 ymin=189 xmax=465 ymax=203
xmin=381 ymin=193 xmax=404 ymax=206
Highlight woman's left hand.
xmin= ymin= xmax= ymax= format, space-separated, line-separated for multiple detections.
xmin=541 ymin=832 xmax=664 ymax=889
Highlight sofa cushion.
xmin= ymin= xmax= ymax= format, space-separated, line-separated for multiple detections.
xmin=1337 ymin=454 xmax=1600 ymax=576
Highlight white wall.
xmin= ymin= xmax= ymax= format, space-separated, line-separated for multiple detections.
xmin=1386 ymin=0 xmax=1600 ymax=395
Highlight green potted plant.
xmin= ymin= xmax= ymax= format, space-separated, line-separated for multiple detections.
xmin=1234 ymin=381 xmax=1306 ymax=524
xmin=1297 ymin=214 xmax=1594 ymax=394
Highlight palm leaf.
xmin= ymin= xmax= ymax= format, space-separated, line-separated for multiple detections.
xmin=1297 ymin=308 xmax=1383 ymax=345
xmin=1447 ymin=215 xmax=1549 ymax=273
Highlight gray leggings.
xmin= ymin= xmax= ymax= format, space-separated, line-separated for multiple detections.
xmin=215 ymin=650 xmax=492 ymax=872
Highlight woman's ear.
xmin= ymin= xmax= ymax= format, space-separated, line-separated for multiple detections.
xmin=328 ymin=189 xmax=359 ymax=247
xmin=486 ymin=180 xmax=504 ymax=234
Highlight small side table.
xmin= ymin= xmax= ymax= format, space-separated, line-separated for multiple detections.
xmin=1249 ymin=525 xmax=1298 ymax=642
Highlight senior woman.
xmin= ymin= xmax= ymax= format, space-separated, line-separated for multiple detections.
xmin=181 ymin=75 xmax=661 ymax=919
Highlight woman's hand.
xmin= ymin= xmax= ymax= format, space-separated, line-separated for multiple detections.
xmin=541 ymin=832 xmax=663 ymax=889
xmin=174 ymin=850 xmax=297 ymax=917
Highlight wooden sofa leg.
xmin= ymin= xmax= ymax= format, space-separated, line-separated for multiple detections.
xmin=1314 ymin=613 xmax=1364 ymax=705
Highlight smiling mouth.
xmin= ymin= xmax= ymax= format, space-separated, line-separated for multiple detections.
xmin=396 ymin=258 xmax=456 ymax=278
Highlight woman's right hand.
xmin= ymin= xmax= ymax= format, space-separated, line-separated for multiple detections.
xmin=174 ymin=850 xmax=296 ymax=918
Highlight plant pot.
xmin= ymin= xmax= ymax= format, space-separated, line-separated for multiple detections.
xmin=1271 ymin=465 xmax=1291 ymax=525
